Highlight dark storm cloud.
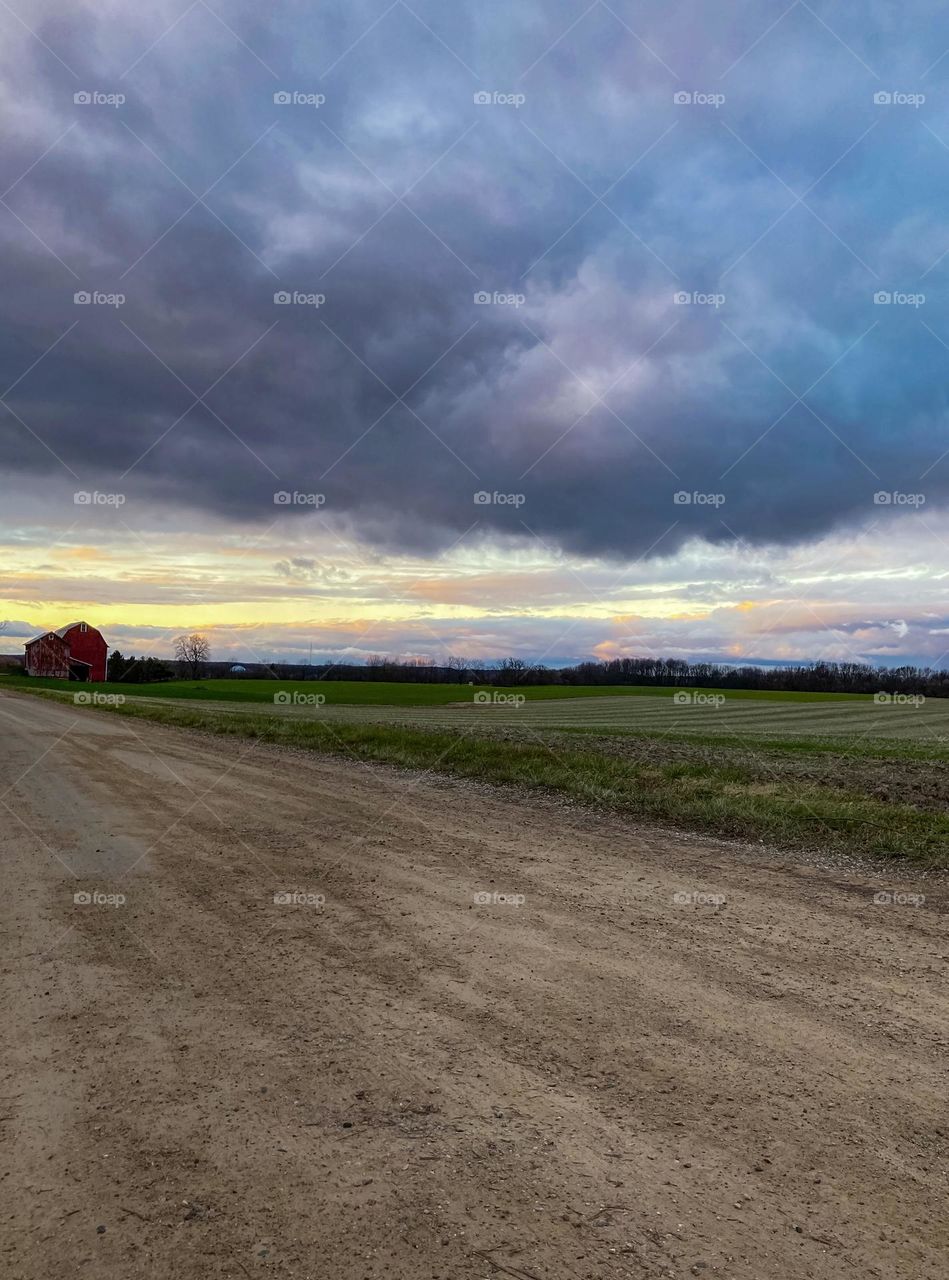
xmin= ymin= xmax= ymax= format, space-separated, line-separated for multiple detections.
xmin=2 ymin=0 xmax=949 ymax=559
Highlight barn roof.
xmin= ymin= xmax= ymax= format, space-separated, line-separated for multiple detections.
xmin=25 ymin=621 xmax=97 ymax=645
xmin=25 ymin=630 xmax=67 ymax=646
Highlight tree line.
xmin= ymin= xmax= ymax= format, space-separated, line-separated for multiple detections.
xmin=225 ymin=654 xmax=949 ymax=697
xmin=101 ymin=637 xmax=949 ymax=698
xmin=557 ymin=657 xmax=949 ymax=697
xmin=108 ymin=634 xmax=210 ymax=683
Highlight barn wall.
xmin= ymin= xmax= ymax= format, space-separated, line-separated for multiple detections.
xmin=62 ymin=626 xmax=108 ymax=682
xmin=25 ymin=636 xmax=70 ymax=678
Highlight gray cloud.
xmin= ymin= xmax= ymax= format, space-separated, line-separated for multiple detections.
xmin=2 ymin=0 xmax=949 ymax=565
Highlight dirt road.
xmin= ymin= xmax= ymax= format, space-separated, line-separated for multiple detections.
xmin=1 ymin=691 xmax=947 ymax=1279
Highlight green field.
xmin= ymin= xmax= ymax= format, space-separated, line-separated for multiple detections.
xmin=0 ymin=674 xmax=876 ymax=704
xmin=5 ymin=674 xmax=944 ymax=748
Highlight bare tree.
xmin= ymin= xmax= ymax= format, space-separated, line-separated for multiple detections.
xmin=496 ymin=656 xmax=533 ymax=686
xmin=174 ymin=633 xmax=210 ymax=678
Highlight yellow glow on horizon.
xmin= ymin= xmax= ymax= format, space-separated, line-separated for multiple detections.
xmin=3 ymin=511 xmax=947 ymax=664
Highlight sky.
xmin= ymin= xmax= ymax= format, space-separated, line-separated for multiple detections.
xmin=2 ymin=0 xmax=949 ymax=669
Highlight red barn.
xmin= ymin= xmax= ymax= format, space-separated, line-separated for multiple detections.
xmin=24 ymin=622 xmax=108 ymax=682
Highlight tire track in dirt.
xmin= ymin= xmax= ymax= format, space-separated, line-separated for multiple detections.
xmin=1 ymin=691 xmax=947 ymax=1279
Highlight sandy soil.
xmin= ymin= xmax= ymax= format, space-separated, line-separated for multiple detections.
xmin=1 ymin=689 xmax=947 ymax=1280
